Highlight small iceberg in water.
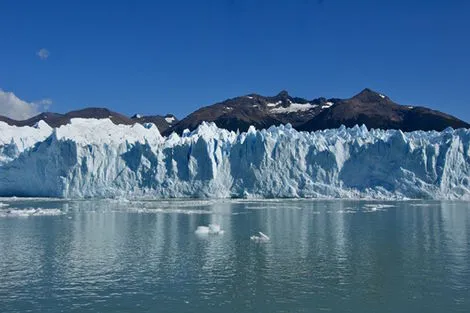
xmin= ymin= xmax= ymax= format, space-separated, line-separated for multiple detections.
xmin=250 ymin=231 xmax=270 ymax=242
xmin=195 ymin=224 xmax=224 ymax=235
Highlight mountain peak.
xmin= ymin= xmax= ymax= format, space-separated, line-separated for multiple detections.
xmin=352 ymin=88 xmax=388 ymax=102
xmin=276 ymin=90 xmax=290 ymax=98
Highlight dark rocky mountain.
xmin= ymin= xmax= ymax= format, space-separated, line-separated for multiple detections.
xmin=297 ymin=89 xmax=469 ymax=132
xmin=164 ymin=90 xmax=340 ymax=136
xmin=166 ymin=88 xmax=468 ymax=135
xmin=1 ymin=88 xmax=467 ymax=134
xmin=0 ymin=108 xmax=177 ymax=133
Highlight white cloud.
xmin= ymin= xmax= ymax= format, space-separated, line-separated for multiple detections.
xmin=0 ymin=89 xmax=52 ymax=120
xmin=34 ymin=98 xmax=52 ymax=111
xmin=37 ymin=48 xmax=50 ymax=60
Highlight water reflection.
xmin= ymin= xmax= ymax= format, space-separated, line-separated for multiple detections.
xmin=0 ymin=199 xmax=469 ymax=312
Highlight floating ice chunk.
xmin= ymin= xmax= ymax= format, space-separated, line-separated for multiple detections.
xmin=195 ymin=226 xmax=210 ymax=234
xmin=126 ymin=207 xmax=212 ymax=215
xmin=363 ymin=204 xmax=395 ymax=212
xmin=336 ymin=208 xmax=357 ymax=214
xmin=195 ymin=223 xmax=224 ymax=235
xmin=0 ymin=208 xmax=64 ymax=218
xmin=250 ymin=231 xmax=270 ymax=242
xmin=209 ymin=224 xmax=223 ymax=234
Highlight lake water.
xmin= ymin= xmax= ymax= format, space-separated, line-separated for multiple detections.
xmin=0 ymin=199 xmax=469 ymax=313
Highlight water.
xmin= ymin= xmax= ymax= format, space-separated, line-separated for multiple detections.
xmin=0 ymin=199 xmax=469 ymax=313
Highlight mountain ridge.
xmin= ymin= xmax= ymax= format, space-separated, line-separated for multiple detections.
xmin=0 ymin=88 xmax=467 ymax=134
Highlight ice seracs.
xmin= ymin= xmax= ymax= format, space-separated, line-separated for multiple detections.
xmin=1 ymin=118 xmax=470 ymax=199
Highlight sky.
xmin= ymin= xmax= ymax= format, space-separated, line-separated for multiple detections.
xmin=0 ymin=0 xmax=469 ymax=121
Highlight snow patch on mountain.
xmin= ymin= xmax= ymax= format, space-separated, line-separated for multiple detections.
xmin=165 ymin=116 xmax=175 ymax=123
xmin=1 ymin=119 xmax=470 ymax=199
xmin=322 ymin=102 xmax=334 ymax=109
xmin=266 ymin=101 xmax=282 ymax=107
xmin=271 ymin=101 xmax=317 ymax=114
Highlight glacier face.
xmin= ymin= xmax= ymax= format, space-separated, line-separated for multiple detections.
xmin=1 ymin=118 xmax=470 ymax=199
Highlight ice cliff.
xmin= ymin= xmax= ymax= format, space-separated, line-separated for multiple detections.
xmin=1 ymin=118 xmax=470 ymax=199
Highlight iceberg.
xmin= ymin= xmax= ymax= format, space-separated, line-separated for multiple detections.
xmin=1 ymin=118 xmax=470 ymax=199
xmin=250 ymin=232 xmax=270 ymax=242
xmin=195 ymin=224 xmax=224 ymax=235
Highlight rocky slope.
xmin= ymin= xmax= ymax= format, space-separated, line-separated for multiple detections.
xmin=165 ymin=88 xmax=468 ymax=135
xmin=298 ymin=89 xmax=469 ymax=132
xmin=165 ymin=90 xmax=340 ymax=135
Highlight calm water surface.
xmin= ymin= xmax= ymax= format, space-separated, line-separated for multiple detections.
xmin=0 ymin=199 xmax=469 ymax=313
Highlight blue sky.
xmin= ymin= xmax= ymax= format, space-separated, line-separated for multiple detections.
xmin=0 ymin=0 xmax=469 ymax=121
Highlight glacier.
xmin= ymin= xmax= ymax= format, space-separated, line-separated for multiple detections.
xmin=1 ymin=118 xmax=470 ymax=199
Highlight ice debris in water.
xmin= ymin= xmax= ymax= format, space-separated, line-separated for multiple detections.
xmin=0 ymin=208 xmax=64 ymax=217
xmin=363 ymin=204 xmax=395 ymax=212
xmin=250 ymin=232 xmax=270 ymax=242
xmin=195 ymin=224 xmax=224 ymax=235
xmin=126 ymin=207 xmax=212 ymax=215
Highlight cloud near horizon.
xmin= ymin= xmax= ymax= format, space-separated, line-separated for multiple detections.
xmin=0 ymin=89 xmax=52 ymax=120
xmin=37 ymin=48 xmax=50 ymax=60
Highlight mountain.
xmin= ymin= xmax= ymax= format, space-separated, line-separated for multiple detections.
xmin=164 ymin=88 xmax=468 ymax=135
xmin=164 ymin=90 xmax=340 ymax=136
xmin=297 ymin=88 xmax=469 ymax=132
xmin=0 ymin=108 xmax=178 ymax=133
xmin=130 ymin=114 xmax=178 ymax=133
xmin=0 ymin=88 xmax=467 ymax=134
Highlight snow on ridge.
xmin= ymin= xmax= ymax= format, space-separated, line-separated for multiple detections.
xmin=321 ymin=102 xmax=334 ymax=109
xmin=1 ymin=119 xmax=470 ymax=200
xmin=165 ymin=116 xmax=175 ymax=123
xmin=266 ymin=101 xmax=282 ymax=107
xmin=271 ymin=101 xmax=317 ymax=113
